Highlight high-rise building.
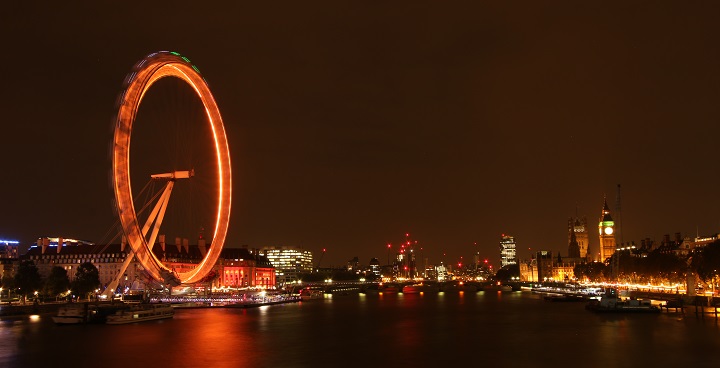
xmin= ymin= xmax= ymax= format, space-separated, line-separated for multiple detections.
xmin=261 ymin=246 xmax=314 ymax=284
xmin=598 ymin=198 xmax=616 ymax=262
xmin=568 ymin=217 xmax=589 ymax=258
xmin=500 ymin=234 xmax=517 ymax=268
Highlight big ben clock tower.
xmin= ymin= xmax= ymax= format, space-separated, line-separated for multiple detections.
xmin=598 ymin=197 xmax=616 ymax=262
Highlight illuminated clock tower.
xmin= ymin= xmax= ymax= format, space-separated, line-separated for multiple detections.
xmin=598 ymin=198 xmax=616 ymax=262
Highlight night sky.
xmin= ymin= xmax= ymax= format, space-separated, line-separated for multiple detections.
xmin=2 ymin=2 xmax=720 ymax=268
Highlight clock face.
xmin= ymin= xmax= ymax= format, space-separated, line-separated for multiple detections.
xmin=604 ymin=227 xmax=614 ymax=235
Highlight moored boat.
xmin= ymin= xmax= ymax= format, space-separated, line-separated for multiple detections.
xmin=378 ymin=283 xmax=400 ymax=294
xmin=402 ymin=283 xmax=440 ymax=294
xmin=585 ymin=289 xmax=660 ymax=313
xmin=544 ymin=294 xmax=587 ymax=302
xmin=106 ymin=303 xmax=174 ymax=324
xmin=482 ymin=283 xmax=512 ymax=292
xmin=299 ymin=288 xmax=324 ymax=300
xmin=52 ymin=305 xmax=87 ymax=325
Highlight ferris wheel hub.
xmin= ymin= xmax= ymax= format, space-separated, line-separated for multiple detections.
xmin=150 ymin=170 xmax=194 ymax=180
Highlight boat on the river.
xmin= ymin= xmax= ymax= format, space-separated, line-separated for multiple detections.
xmin=52 ymin=303 xmax=132 ymax=324
xmin=402 ymin=283 xmax=440 ymax=294
xmin=299 ymin=288 xmax=324 ymax=300
xmin=106 ymin=303 xmax=174 ymax=324
xmin=379 ymin=284 xmax=400 ymax=294
xmin=52 ymin=305 xmax=87 ymax=325
xmin=544 ymin=294 xmax=587 ymax=302
xmin=482 ymin=283 xmax=512 ymax=292
xmin=585 ymin=289 xmax=660 ymax=313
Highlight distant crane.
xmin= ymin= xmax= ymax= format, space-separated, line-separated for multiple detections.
xmin=315 ymin=248 xmax=326 ymax=270
xmin=615 ymin=184 xmax=623 ymax=245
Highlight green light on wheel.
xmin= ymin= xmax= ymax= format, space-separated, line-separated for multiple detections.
xmin=182 ymin=56 xmax=191 ymax=63
xmin=192 ymin=65 xmax=201 ymax=73
xmin=170 ymin=52 xmax=181 ymax=56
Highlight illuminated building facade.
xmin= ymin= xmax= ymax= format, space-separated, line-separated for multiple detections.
xmin=369 ymin=258 xmax=380 ymax=277
xmin=22 ymin=238 xmax=135 ymax=290
xmin=676 ymin=234 xmax=716 ymax=258
xmin=0 ymin=239 xmax=20 ymax=259
xmin=598 ymin=199 xmax=616 ymax=262
xmin=500 ymin=234 xmax=517 ymax=268
xmin=535 ymin=251 xmax=554 ymax=282
xmin=217 ymin=247 xmax=275 ymax=289
xmin=519 ymin=258 xmax=538 ymax=282
xmin=519 ymin=253 xmax=579 ymax=283
xmin=261 ymin=246 xmax=313 ymax=285
xmin=1 ymin=239 xmax=20 ymax=283
xmin=436 ymin=264 xmax=448 ymax=281
xmin=20 ymin=237 xmax=275 ymax=293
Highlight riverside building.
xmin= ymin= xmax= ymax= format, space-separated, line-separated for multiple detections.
xmin=500 ymin=234 xmax=517 ymax=268
xmin=19 ymin=236 xmax=276 ymax=293
xmin=260 ymin=246 xmax=314 ymax=285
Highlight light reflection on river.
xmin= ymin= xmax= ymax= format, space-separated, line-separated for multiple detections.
xmin=2 ymin=291 xmax=720 ymax=368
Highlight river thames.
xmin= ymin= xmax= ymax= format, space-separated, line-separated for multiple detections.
xmin=2 ymin=291 xmax=719 ymax=368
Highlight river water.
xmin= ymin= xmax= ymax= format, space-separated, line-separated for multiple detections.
xmin=2 ymin=291 xmax=719 ymax=368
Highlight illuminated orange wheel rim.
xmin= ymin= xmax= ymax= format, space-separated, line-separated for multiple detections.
xmin=112 ymin=51 xmax=231 ymax=285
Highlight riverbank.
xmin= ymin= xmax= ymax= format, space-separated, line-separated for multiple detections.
xmin=0 ymin=295 xmax=301 ymax=319
xmin=160 ymin=295 xmax=301 ymax=309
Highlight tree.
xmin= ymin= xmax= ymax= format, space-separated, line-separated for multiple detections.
xmin=14 ymin=260 xmax=42 ymax=299
xmin=72 ymin=262 xmax=101 ymax=300
xmin=494 ymin=264 xmax=519 ymax=283
xmin=691 ymin=240 xmax=720 ymax=283
xmin=1 ymin=273 xmax=15 ymax=299
xmin=637 ymin=251 xmax=685 ymax=284
xmin=45 ymin=266 xmax=71 ymax=299
xmin=574 ymin=261 xmax=609 ymax=283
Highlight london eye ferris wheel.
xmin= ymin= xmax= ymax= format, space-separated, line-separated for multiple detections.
xmin=111 ymin=51 xmax=232 ymax=287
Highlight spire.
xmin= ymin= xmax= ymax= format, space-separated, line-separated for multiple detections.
xmin=568 ymin=223 xmax=580 ymax=258
xmin=601 ymin=196 xmax=613 ymax=222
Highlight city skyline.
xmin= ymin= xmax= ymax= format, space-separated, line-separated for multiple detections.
xmin=2 ymin=3 xmax=720 ymax=267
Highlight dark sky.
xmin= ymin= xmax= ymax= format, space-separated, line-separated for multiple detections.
xmin=2 ymin=2 xmax=720 ymax=268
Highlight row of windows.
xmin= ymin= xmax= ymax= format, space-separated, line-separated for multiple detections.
xmin=31 ymin=254 xmax=125 ymax=261
xmin=32 ymin=258 xmax=123 ymax=264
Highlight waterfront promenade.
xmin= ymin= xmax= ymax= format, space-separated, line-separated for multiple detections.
xmin=0 ymin=294 xmax=301 ymax=319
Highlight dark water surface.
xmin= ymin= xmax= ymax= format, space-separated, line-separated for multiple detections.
xmin=2 ymin=291 xmax=719 ymax=368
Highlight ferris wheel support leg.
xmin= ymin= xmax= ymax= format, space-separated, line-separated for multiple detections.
xmin=102 ymin=181 xmax=175 ymax=298
xmin=102 ymin=250 xmax=136 ymax=298
xmin=141 ymin=181 xmax=175 ymax=240
xmin=146 ymin=181 xmax=174 ymax=251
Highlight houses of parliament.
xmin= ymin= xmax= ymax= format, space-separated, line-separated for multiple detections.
xmin=568 ymin=197 xmax=617 ymax=263
xmin=519 ymin=197 xmax=617 ymax=282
